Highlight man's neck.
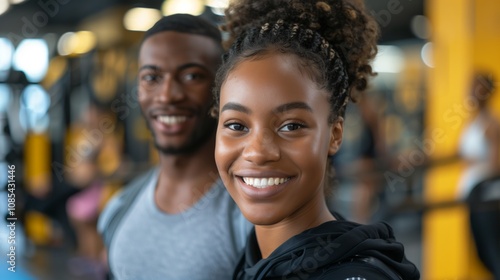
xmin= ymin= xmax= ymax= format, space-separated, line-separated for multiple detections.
xmin=154 ymin=138 xmax=219 ymax=214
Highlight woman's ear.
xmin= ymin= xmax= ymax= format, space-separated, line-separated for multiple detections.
xmin=328 ymin=118 xmax=343 ymax=156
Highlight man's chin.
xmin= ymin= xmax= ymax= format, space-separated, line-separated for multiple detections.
xmin=155 ymin=143 xmax=200 ymax=156
xmin=153 ymin=122 xmax=216 ymax=156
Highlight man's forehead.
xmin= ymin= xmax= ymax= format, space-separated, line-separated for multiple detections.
xmin=143 ymin=14 xmax=221 ymax=44
xmin=140 ymin=31 xmax=220 ymax=53
xmin=138 ymin=32 xmax=220 ymax=71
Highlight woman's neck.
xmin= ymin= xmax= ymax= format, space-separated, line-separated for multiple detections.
xmin=254 ymin=196 xmax=335 ymax=259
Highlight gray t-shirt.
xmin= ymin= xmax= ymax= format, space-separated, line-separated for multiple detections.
xmin=98 ymin=169 xmax=252 ymax=280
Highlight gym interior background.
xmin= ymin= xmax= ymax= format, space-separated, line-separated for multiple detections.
xmin=0 ymin=0 xmax=499 ymax=279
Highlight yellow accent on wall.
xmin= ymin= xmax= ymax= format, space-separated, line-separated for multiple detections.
xmin=24 ymin=132 xmax=51 ymax=195
xmin=24 ymin=211 xmax=52 ymax=246
xmin=424 ymin=0 xmax=499 ymax=278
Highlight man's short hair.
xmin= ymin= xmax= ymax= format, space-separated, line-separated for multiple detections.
xmin=144 ymin=14 xmax=222 ymax=45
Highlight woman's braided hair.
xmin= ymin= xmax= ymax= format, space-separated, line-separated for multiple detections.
xmin=212 ymin=0 xmax=379 ymax=121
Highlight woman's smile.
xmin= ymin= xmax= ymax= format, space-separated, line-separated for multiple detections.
xmin=241 ymin=176 xmax=291 ymax=188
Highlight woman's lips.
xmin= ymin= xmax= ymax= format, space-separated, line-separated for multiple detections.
xmin=236 ymin=176 xmax=292 ymax=199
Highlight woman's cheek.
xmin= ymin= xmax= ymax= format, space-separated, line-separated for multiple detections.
xmin=215 ymin=135 xmax=233 ymax=174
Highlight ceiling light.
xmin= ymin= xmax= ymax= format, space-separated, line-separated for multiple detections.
xmin=206 ymin=0 xmax=229 ymax=16
xmin=13 ymin=39 xmax=49 ymax=82
xmin=0 ymin=38 xmax=14 ymax=71
xmin=421 ymin=42 xmax=434 ymax=68
xmin=57 ymin=31 xmax=96 ymax=56
xmin=373 ymin=45 xmax=405 ymax=73
xmin=0 ymin=1 xmax=10 ymax=16
xmin=124 ymin=7 xmax=162 ymax=32
xmin=162 ymin=0 xmax=205 ymax=16
xmin=9 ymin=0 xmax=27 ymax=4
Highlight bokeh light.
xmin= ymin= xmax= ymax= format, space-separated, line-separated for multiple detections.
xmin=13 ymin=39 xmax=49 ymax=82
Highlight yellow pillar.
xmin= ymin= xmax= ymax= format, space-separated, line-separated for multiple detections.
xmin=24 ymin=132 xmax=51 ymax=195
xmin=24 ymin=131 xmax=53 ymax=245
xmin=424 ymin=0 xmax=499 ymax=279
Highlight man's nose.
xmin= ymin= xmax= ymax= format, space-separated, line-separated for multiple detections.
xmin=155 ymin=75 xmax=184 ymax=103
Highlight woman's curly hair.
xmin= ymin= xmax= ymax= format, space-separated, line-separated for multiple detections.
xmin=212 ymin=0 xmax=379 ymax=121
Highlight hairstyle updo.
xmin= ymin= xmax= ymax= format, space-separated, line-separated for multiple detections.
xmin=212 ymin=0 xmax=380 ymax=121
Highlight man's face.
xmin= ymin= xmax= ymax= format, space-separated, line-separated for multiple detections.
xmin=137 ymin=31 xmax=220 ymax=155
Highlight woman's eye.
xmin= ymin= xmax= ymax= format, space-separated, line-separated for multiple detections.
xmin=280 ymin=123 xmax=304 ymax=132
xmin=225 ymin=123 xmax=248 ymax=132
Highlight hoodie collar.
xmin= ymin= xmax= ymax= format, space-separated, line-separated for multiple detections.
xmin=236 ymin=220 xmax=419 ymax=280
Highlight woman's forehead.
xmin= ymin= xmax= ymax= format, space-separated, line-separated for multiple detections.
xmin=225 ymin=53 xmax=319 ymax=88
xmin=220 ymin=54 xmax=330 ymax=112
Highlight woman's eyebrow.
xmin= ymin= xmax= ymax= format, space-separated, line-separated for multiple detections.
xmin=221 ymin=102 xmax=312 ymax=114
xmin=273 ymin=102 xmax=312 ymax=114
xmin=221 ymin=102 xmax=251 ymax=114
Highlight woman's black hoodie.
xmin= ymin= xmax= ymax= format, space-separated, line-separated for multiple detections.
xmin=233 ymin=218 xmax=420 ymax=280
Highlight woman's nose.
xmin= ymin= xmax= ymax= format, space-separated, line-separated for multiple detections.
xmin=242 ymin=128 xmax=280 ymax=165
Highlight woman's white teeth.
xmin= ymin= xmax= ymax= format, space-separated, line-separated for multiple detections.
xmin=242 ymin=177 xmax=289 ymax=188
xmin=158 ymin=115 xmax=187 ymax=124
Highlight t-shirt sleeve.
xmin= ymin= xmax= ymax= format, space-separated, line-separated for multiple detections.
xmin=97 ymin=190 xmax=124 ymax=236
xmin=97 ymin=169 xmax=156 ymax=238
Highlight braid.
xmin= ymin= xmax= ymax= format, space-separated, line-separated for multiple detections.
xmin=213 ymin=0 xmax=379 ymax=120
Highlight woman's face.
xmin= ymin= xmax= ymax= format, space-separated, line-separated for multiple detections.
xmin=215 ymin=53 xmax=343 ymax=225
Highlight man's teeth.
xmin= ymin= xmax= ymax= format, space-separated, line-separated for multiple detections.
xmin=242 ymin=177 xmax=290 ymax=188
xmin=158 ymin=115 xmax=187 ymax=125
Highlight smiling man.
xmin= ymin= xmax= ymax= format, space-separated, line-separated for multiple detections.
xmin=98 ymin=14 xmax=251 ymax=280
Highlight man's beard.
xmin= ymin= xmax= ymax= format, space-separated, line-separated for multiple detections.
xmin=151 ymin=117 xmax=217 ymax=156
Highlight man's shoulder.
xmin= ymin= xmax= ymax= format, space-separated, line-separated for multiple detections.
xmin=119 ymin=168 xmax=157 ymax=197
xmin=97 ymin=168 xmax=157 ymax=234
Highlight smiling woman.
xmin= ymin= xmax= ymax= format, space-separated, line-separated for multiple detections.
xmin=212 ymin=0 xmax=420 ymax=279
xmin=217 ymin=53 xmax=340 ymax=229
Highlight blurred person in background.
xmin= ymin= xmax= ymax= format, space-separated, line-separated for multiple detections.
xmin=457 ymin=72 xmax=499 ymax=199
xmin=458 ymin=71 xmax=500 ymax=279
xmin=333 ymin=94 xmax=384 ymax=224
xmin=65 ymin=103 xmax=123 ymax=279
xmin=98 ymin=14 xmax=252 ymax=280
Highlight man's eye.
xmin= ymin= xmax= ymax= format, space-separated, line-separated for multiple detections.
xmin=279 ymin=123 xmax=304 ymax=132
xmin=183 ymin=72 xmax=205 ymax=82
xmin=225 ymin=123 xmax=247 ymax=131
xmin=141 ymin=74 xmax=160 ymax=83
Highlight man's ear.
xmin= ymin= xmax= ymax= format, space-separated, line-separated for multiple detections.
xmin=328 ymin=118 xmax=343 ymax=156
